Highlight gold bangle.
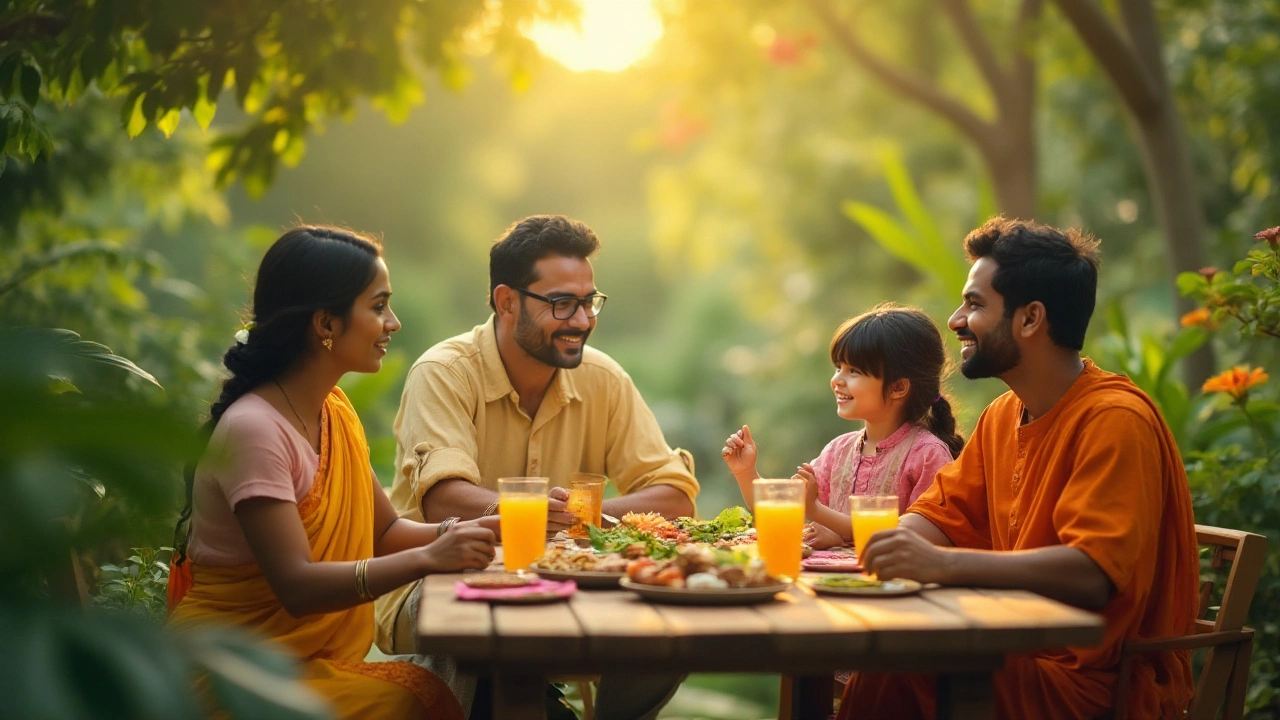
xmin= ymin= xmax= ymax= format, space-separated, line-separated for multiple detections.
xmin=482 ymin=500 xmax=500 ymax=517
xmin=355 ymin=558 xmax=374 ymax=602
xmin=437 ymin=516 xmax=460 ymax=538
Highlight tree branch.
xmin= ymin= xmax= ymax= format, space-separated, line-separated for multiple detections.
xmin=805 ymin=0 xmax=996 ymax=154
xmin=1050 ymin=0 xmax=1161 ymax=115
xmin=0 ymin=241 xmax=127 ymax=297
xmin=0 ymin=14 xmax=69 ymax=44
xmin=938 ymin=0 xmax=1009 ymax=106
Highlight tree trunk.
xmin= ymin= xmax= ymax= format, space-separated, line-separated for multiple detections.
xmin=1131 ymin=101 xmax=1215 ymax=387
xmin=988 ymin=150 xmax=1037 ymax=222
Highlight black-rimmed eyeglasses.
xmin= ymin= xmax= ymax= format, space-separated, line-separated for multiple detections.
xmin=514 ymin=287 xmax=608 ymax=320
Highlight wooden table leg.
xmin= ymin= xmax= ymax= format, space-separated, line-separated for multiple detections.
xmin=492 ymin=672 xmax=546 ymax=720
xmin=790 ymin=673 xmax=835 ymax=720
xmin=936 ymin=671 xmax=994 ymax=720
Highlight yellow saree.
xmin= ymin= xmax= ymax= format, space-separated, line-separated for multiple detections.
xmin=169 ymin=388 xmax=462 ymax=720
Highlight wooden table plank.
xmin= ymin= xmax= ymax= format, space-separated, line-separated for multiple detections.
xmin=492 ymin=599 xmax=585 ymax=662
xmin=820 ymin=591 xmax=975 ymax=655
xmin=755 ymin=585 xmax=873 ymax=656
xmin=972 ymin=588 xmax=1105 ymax=649
xmin=568 ymin=590 xmax=675 ymax=661
xmin=416 ymin=573 xmax=493 ymax=656
xmin=650 ymin=599 xmax=776 ymax=659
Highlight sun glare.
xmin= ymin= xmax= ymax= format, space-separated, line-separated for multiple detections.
xmin=526 ymin=0 xmax=664 ymax=73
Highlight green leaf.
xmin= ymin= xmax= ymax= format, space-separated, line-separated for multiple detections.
xmin=126 ymin=95 xmax=147 ymax=138
xmin=156 ymin=109 xmax=181 ymax=138
xmin=20 ymin=63 xmax=41 ymax=107
xmin=841 ymin=201 xmax=929 ymax=272
xmin=0 ymin=54 xmax=21 ymax=99
xmin=1176 ymin=272 xmax=1207 ymax=297
xmin=192 ymin=93 xmax=216 ymax=131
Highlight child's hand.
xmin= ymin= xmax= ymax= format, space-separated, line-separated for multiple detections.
xmin=803 ymin=521 xmax=844 ymax=550
xmin=794 ymin=462 xmax=819 ymax=511
xmin=721 ymin=425 xmax=758 ymax=479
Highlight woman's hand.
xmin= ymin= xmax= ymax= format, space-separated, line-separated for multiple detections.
xmin=803 ymin=521 xmax=844 ymax=550
xmin=721 ymin=425 xmax=758 ymax=479
xmin=461 ymin=515 xmax=502 ymax=541
xmin=421 ymin=525 xmax=496 ymax=574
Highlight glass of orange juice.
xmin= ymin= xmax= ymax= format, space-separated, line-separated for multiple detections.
xmin=498 ymin=477 xmax=550 ymax=572
xmin=564 ymin=472 xmax=606 ymax=539
xmin=850 ymin=494 xmax=899 ymax=561
xmin=752 ymin=478 xmax=806 ymax=582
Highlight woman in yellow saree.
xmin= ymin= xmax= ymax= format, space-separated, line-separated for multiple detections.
xmin=167 ymin=227 xmax=497 ymax=720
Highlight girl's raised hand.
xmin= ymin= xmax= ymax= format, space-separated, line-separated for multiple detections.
xmin=794 ymin=462 xmax=819 ymax=511
xmin=721 ymin=425 xmax=758 ymax=479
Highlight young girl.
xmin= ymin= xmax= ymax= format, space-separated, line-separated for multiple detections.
xmin=722 ymin=303 xmax=964 ymax=550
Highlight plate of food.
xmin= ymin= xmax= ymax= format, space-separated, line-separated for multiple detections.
xmin=806 ymin=574 xmax=922 ymax=597
xmin=618 ymin=545 xmax=788 ymax=605
xmin=801 ymin=548 xmax=862 ymax=573
xmin=531 ymin=544 xmax=628 ymax=588
xmin=455 ymin=574 xmax=577 ymax=604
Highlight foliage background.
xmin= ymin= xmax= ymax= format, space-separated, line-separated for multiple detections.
xmin=2 ymin=0 xmax=1279 ymax=717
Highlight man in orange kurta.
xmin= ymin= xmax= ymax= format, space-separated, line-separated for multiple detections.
xmin=842 ymin=218 xmax=1199 ymax=719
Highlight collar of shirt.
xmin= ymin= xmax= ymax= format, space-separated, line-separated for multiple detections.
xmin=476 ymin=315 xmax=583 ymax=407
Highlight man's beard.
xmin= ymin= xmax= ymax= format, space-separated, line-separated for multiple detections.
xmin=514 ymin=305 xmax=590 ymax=369
xmin=959 ymin=320 xmax=1021 ymax=380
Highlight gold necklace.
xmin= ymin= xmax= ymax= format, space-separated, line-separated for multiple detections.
xmin=273 ymin=380 xmax=310 ymax=437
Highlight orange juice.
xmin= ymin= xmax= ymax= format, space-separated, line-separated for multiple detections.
xmin=499 ymin=494 xmax=548 ymax=571
xmin=754 ymin=500 xmax=804 ymax=580
xmin=852 ymin=509 xmax=899 ymax=554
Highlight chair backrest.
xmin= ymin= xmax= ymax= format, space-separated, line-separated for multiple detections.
xmin=1187 ymin=525 xmax=1268 ymax=720
xmin=1194 ymin=525 xmax=1267 ymax=633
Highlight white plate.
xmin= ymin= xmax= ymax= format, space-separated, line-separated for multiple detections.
xmin=806 ymin=576 xmax=922 ymax=597
xmin=619 ymin=578 xmax=789 ymax=605
xmin=531 ymin=567 xmax=625 ymax=589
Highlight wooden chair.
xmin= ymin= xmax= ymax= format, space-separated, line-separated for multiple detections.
xmin=1113 ymin=525 xmax=1268 ymax=720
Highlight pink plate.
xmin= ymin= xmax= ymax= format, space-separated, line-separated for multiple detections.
xmin=454 ymin=578 xmax=577 ymax=604
xmin=801 ymin=549 xmax=862 ymax=573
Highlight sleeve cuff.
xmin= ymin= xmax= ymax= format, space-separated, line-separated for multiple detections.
xmin=410 ymin=444 xmax=482 ymax=509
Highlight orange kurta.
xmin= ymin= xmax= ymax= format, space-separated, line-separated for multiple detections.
xmin=168 ymin=388 xmax=462 ymax=720
xmin=839 ymin=360 xmax=1198 ymax=720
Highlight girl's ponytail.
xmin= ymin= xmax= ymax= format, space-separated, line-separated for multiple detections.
xmin=926 ymin=395 xmax=965 ymax=459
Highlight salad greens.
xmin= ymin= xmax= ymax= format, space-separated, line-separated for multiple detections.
xmin=673 ymin=506 xmax=754 ymax=543
xmin=587 ymin=523 xmax=677 ymax=560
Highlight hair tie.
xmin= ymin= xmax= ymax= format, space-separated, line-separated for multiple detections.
xmin=933 ymin=394 xmax=944 ymax=403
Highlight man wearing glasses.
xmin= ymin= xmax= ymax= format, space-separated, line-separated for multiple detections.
xmin=375 ymin=215 xmax=697 ymax=719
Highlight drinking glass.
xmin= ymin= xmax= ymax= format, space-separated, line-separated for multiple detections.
xmin=850 ymin=494 xmax=899 ymax=559
xmin=498 ymin=477 xmax=550 ymax=572
xmin=752 ymin=478 xmax=806 ymax=581
xmin=564 ymin=472 xmax=606 ymax=539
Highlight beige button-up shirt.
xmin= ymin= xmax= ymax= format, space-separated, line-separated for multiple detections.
xmin=375 ymin=318 xmax=699 ymax=649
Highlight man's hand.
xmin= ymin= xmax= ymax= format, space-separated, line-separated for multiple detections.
xmin=860 ymin=527 xmax=954 ymax=584
xmin=803 ymin=521 xmax=844 ymax=550
xmin=546 ymin=486 xmax=578 ymax=534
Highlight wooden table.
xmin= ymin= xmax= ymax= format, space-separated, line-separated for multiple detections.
xmin=416 ymin=570 xmax=1105 ymax=720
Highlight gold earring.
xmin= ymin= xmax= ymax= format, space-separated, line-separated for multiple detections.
xmin=323 ymin=337 xmax=333 ymax=352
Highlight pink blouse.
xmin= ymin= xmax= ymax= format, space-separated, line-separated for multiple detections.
xmin=187 ymin=393 xmax=320 ymax=566
xmin=811 ymin=422 xmax=954 ymax=515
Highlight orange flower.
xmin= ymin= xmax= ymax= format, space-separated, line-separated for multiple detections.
xmin=1202 ymin=366 xmax=1269 ymax=401
xmin=1255 ymin=226 xmax=1280 ymax=249
xmin=1180 ymin=308 xmax=1213 ymax=328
